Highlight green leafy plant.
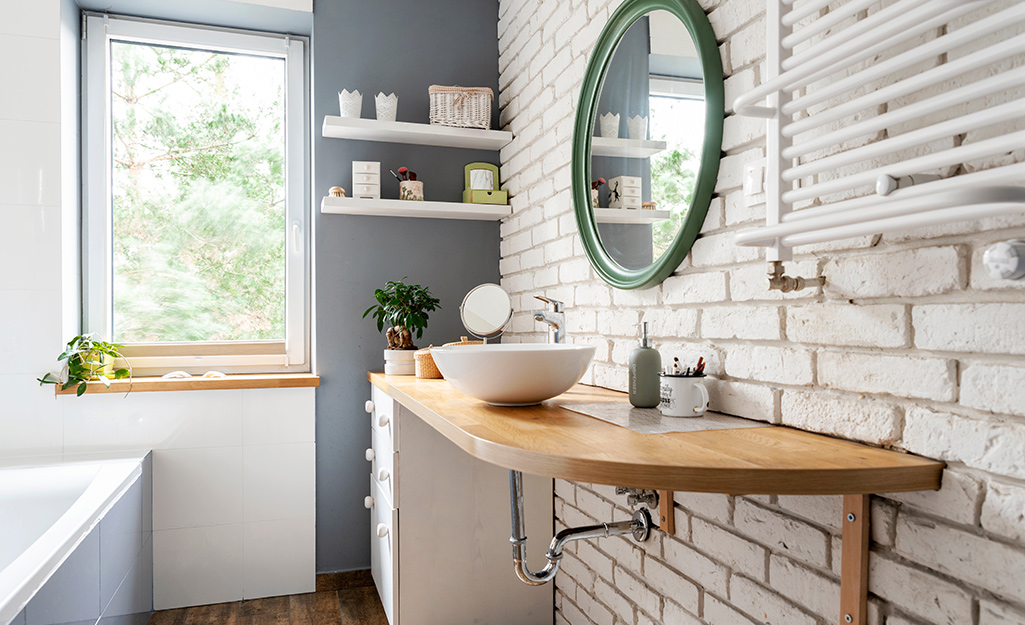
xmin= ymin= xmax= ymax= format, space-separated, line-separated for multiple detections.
xmin=37 ymin=334 xmax=132 ymax=397
xmin=362 ymin=278 xmax=441 ymax=350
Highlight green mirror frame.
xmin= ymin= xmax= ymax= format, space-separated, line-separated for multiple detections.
xmin=572 ymin=0 xmax=724 ymax=290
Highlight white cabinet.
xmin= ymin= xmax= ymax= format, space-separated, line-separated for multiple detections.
xmin=366 ymin=385 xmax=553 ymax=625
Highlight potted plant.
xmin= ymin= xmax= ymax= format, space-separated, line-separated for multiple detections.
xmin=37 ymin=334 xmax=132 ymax=396
xmin=363 ymin=278 xmax=441 ymax=375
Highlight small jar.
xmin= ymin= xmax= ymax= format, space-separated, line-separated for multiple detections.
xmin=399 ymin=180 xmax=424 ymax=201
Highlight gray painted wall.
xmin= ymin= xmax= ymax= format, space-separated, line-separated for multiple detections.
xmin=312 ymin=0 xmax=502 ymax=573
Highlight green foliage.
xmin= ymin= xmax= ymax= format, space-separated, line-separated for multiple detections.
xmin=109 ymin=42 xmax=286 ymax=343
xmin=37 ymin=334 xmax=132 ymax=397
xmin=650 ymin=147 xmax=698 ymax=260
xmin=362 ymin=279 xmax=442 ymax=339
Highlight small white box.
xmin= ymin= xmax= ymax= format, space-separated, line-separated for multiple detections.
xmin=352 ymin=161 xmax=381 ymax=199
xmin=608 ymin=175 xmax=642 ymax=209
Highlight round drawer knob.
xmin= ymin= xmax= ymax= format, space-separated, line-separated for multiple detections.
xmin=377 ymin=523 xmax=389 ymax=538
xmin=378 ymin=414 xmax=390 ymax=428
xmin=364 ymin=496 xmax=374 ymax=509
xmin=377 ymin=468 xmax=390 ymax=482
xmin=365 ymin=448 xmax=376 ymax=462
xmin=365 ymin=400 xmax=375 ymax=414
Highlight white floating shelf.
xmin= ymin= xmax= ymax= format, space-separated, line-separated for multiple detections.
xmin=321 ymin=196 xmax=510 ymax=221
xmin=595 ymin=208 xmax=671 ymax=224
xmin=322 ymin=116 xmax=513 ymax=150
xmin=591 ymin=137 xmax=668 ymax=158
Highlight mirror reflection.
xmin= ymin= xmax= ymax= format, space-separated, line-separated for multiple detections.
xmin=591 ymin=10 xmax=705 ymax=271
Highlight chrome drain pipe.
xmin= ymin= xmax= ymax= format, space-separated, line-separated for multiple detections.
xmin=508 ymin=470 xmax=652 ymax=586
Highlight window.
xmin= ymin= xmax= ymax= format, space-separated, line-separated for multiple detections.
xmin=82 ymin=14 xmax=309 ymax=374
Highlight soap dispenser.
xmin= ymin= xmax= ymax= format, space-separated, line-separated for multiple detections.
xmin=629 ymin=322 xmax=661 ymax=408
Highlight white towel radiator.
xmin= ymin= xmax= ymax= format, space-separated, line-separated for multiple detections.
xmin=732 ymin=0 xmax=1025 ymax=264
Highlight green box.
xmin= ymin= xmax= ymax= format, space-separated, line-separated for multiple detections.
xmin=463 ymin=162 xmax=508 ymax=205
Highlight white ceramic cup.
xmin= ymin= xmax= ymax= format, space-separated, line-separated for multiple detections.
xmin=659 ymin=375 xmax=709 ymax=418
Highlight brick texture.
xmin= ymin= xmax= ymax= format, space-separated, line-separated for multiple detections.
xmin=498 ymin=1 xmax=1025 ymax=624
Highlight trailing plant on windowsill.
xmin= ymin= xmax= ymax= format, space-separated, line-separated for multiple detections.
xmin=37 ymin=334 xmax=132 ymax=397
xmin=363 ymin=278 xmax=441 ymax=350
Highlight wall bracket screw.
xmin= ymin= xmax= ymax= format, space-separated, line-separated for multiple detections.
xmin=847 ymin=513 xmax=856 ymax=522
xmin=845 ymin=614 xmax=853 ymax=623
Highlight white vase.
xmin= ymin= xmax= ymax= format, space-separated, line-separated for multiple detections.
xmin=599 ymin=112 xmax=620 ymax=138
xmin=338 ymin=89 xmax=363 ymax=118
xmin=627 ymin=115 xmax=648 ymax=140
xmin=375 ymin=92 xmax=398 ymax=122
xmin=384 ymin=349 xmax=415 ymax=375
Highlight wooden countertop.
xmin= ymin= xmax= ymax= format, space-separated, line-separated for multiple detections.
xmin=369 ymin=373 xmax=943 ymax=495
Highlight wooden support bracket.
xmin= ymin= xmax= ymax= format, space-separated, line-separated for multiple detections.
xmin=840 ymin=494 xmax=870 ymax=625
xmin=658 ymin=490 xmax=675 ymax=533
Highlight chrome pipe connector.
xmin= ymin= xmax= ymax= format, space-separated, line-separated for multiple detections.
xmin=767 ymin=260 xmax=825 ymax=293
xmin=508 ymin=470 xmax=652 ymax=586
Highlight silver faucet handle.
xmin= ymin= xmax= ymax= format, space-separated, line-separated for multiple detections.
xmin=533 ymin=295 xmax=564 ymax=312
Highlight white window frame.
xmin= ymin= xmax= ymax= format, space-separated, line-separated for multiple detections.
xmin=82 ymin=13 xmax=310 ymax=374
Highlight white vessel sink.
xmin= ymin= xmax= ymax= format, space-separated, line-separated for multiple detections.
xmin=430 ymin=343 xmax=596 ymax=406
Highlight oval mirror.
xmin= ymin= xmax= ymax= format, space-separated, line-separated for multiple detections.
xmin=573 ymin=0 xmax=723 ymax=289
xmin=460 ymin=283 xmax=512 ymax=341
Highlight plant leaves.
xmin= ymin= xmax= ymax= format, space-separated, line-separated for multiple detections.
xmin=76 ymin=382 xmax=88 ymax=397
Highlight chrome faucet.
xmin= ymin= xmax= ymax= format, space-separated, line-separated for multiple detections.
xmin=532 ymin=295 xmax=565 ymax=344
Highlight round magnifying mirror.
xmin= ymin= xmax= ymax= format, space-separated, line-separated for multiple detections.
xmin=460 ymin=283 xmax=513 ymax=341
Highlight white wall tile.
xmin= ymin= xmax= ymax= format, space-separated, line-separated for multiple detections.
xmin=153 ymin=447 xmax=243 ymax=530
xmin=0 ymin=206 xmax=61 ymax=290
xmin=63 ymin=390 xmax=244 ymax=453
xmin=153 ymin=524 xmax=243 ymax=610
xmin=0 ymin=120 xmax=60 ymax=206
xmin=0 ymin=1 xmax=59 ymax=39
xmin=0 ymin=35 xmax=60 ymax=123
xmin=0 ymin=374 xmax=62 ymax=456
xmin=0 ymin=289 xmax=63 ymax=375
xmin=242 ymin=388 xmax=315 ymax=445
xmin=243 ymin=517 xmax=315 ymax=599
xmin=243 ymin=443 xmax=315 ymax=522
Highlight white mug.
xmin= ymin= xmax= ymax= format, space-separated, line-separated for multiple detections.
xmin=659 ymin=375 xmax=709 ymax=418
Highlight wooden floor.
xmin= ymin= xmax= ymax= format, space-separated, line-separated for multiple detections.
xmin=148 ymin=572 xmax=387 ymax=625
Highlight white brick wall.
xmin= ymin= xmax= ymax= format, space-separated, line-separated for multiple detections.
xmin=498 ymin=0 xmax=1025 ymax=623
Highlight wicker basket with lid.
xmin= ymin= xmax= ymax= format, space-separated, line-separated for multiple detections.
xmin=442 ymin=336 xmax=483 ymax=347
xmin=428 ymin=86 xmax=493 ymax=130
xmin=413 ymin=345 xmax=443 ymax=379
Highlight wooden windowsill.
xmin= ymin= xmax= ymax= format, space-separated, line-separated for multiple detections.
xmin=54 ymin=373 xmax=320 ymax=395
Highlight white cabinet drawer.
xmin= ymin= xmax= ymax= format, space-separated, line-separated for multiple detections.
xmin=353 ymin=172 xmax=380 ymax=185
xmin=353 ymin=184 xmax=381 ymax=198
xmin=370 ymin=428 xmax=396 ymax=506
xmin=370 ymin=386 xmax=398 ymax=451
xmin=370 ymin=477 xmax=397 ymax=625
xmin=353 ymin=160 xmax=381 ymax=174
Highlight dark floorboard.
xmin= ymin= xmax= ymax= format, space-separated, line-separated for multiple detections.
xmin=148 ymin=572 xmax=380 ymax=625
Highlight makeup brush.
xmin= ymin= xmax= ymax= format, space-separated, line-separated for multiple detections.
xmin=398 ymin=166 xmax=408 ymax=181
xmin=389 ymin=169 xmax=402 ymax=182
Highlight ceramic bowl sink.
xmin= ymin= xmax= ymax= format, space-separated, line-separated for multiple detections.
xmin=430 ymin=343 xmax=596 ymax=406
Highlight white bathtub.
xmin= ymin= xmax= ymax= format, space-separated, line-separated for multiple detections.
xmin=0 ymin=455 xmax=146 ymax=625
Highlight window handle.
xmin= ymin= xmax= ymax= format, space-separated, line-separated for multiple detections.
xmin=292 ymin=220 xmax=302 ymax=254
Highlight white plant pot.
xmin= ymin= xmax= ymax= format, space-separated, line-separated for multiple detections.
xmin=627 ymin=115 xmax=648 ymax=140
xmin=375 ymin=92 xmax=398 ymax=122
xmin=338 ymin=89 xmax=363 ymax=118
xmin=384 ymin=349 xmax=415 ymax=375
xmin=599 ymin=112 xmax=620 ymax=138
